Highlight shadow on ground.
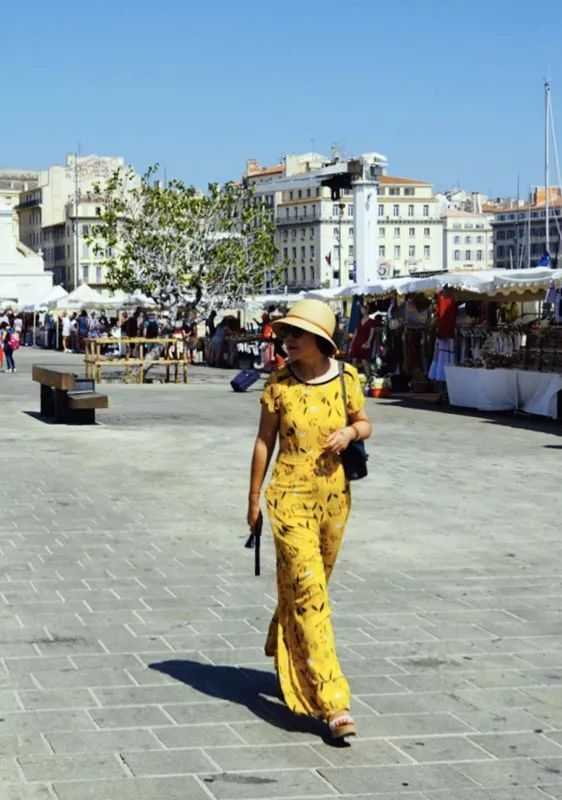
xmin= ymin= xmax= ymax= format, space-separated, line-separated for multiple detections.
xmin=149 ymin=659 xmax=346 ymax=746
xmin=383 ymin=397 xmax=562 ymax=436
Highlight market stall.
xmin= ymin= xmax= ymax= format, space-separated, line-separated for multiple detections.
xmin=303 ymin=269 xmax=562 ymax=417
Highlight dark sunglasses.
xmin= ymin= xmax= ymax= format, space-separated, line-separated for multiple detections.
xmin=277 ymin=324 xmax=305 ymax=339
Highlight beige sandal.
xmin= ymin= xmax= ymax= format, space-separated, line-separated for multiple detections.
xmin=328 ymin=710 xmax=357 ymax=739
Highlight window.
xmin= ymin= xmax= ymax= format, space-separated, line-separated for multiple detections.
xmin=394 ymin=227 xmax=400 ymax=237
xmin=285 ymin=208 xmax=289 ymax=218
xmin=292 ymin=267 xmax=297 ymax=282
xmin=409 ymin=227 xmax=415 ymax=237
xmin=292 ymin=246 xmax=297 ymax=260
xmin=379 ymin=245 xmax=386 ymax=257
xmin=96 ymin=265 xmax=102 ymax=283
xmin=289 ymin=191 xmax=293 ymax=200
xmin=312 ymin=204 xmax=316 ymax=218
xmin=379 ymin=227 xmax=385 ymax=236
xmin=301 ymin=246 xmax=306 ymax=259
xmin=465 ymin=235 xmax=472 ymax=244
xmin=348 ymin=204 xmax=354 ymax=217
xmin=477 ymin=250 xmax=483 ymax=261
xmin=454 ymin=235 xmax=461 ymax=244
xmin=66 ymin=245 xmax=70 ymax=257
xmin=408 ymin=204 xmax=414 ymax=217
xmin=378 ymin=204 xmax=384 ymax=216
xmin=394 ymin=245 xmax=401 ymax=258
xmin=298 ymin=190 xmax=302 ymax=199
xmin=332 ymin=204 xmax=340 ymax=216
xmin=476 ymin=235 xmax=483 ymax=243
xmin=81 ymin=224 xmax=89 ymax=236
xmin=404 ymin=187 xmax=414 ymax=196
xmin=393 ymin=204 xmax=399 ymax=217
xmin=300 ymin=228 xmax=306 ymax=239
xmin=310 ymin=245 xmax=315 ymax=258
xmin=423 ymin=204 xmax=429 ymax=216
xmin=333 ymin=227 xmax=339 ymax=236
xmin=294 ymin=207 xmax=298 ymax=218
xmin=496 ymin=230 xmax=506 ymax=240
xmin=81 ymin=243 xmax=89 ymax=258
xmin=424 ymin=245 xmax=430 ymax=258
xmin=497 ymin=245 xmax=505 ymax=257
xmin=349 ymin=245 xmax=354 ymax=256
xmin=316 ymin=188 xmax=320 ymax=197
xmin=465 ymin=249 xmax=471 ymax=260
xmin=409 ymin=245 xmax=416 ymax=257
xmin=303 ymin=206 xmax=307 ymax=218
xmin=389 ymin=187 xmax=400 ymax=195
xmin=307 ymin=188 xmax=311 ymax=198
xmin=81 ymin=265 xmax=89 ymax=282
xmin=333 ymin=245 xmax=341 ymax=260
xmin=291 ymin=228 xmax=296 ymax=239
xmin=301 ymin=266 xmax=306 ymax=281
xmin=424 ymin=227 xmax=430 ymax=237
xmin=283 ymin=247 xmax=288 ymax=259
xmin=349 ymin=227 xmax=354 ymax=237
xmin=454 ymin=250 xmax=460 ymax=260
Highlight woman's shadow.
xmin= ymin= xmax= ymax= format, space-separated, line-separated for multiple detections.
xmin=149 ymin=659 xmax=340 ymax=745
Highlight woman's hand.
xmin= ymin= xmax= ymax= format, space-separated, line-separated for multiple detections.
xmin=323 ymin=427 xmax=355 ymax=455
xmin=247 ymin=495 xmax=262 ymax=529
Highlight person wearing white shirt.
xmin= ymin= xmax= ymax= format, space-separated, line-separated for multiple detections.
xmin=61 ymin=312 xmax=72 ymax=352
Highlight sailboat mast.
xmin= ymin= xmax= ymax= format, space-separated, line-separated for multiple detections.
xmin=545 ymin=80 xmax=551 ymax=258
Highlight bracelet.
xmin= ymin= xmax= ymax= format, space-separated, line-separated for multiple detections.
xmin=350 ymin=423 xmax=361 ymax=441
xmin=248 ymin=491 xmax=260 ymax=497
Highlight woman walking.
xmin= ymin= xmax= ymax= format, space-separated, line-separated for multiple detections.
xmin=247 ymin=300 xmax=372 ymax=740
xmin=0 ymin=322 xmax=17 ymax=373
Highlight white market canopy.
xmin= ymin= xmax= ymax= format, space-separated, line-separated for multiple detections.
xmin=23 ymin=285 xmax=68 ymax=312
xmin=54 ymin=283 xmax=107 ymax=310
xmin=304 ymin=269 xmax=562 ymax=300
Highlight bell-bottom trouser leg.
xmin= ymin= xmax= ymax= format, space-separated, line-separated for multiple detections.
xmin=265 ymin=481 xmax=351 ymax=718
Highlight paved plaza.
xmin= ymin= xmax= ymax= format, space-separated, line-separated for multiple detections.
xmin=0 ymin=347 xmax=561 ymax=799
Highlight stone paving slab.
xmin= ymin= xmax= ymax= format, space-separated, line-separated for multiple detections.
xmin=0 ymin=348 xmax=561 ymax=799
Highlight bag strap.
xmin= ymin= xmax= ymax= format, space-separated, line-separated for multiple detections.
xmin=338 ymin=363 xmax=350 ymax=425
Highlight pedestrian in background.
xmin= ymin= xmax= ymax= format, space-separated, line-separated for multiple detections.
xmin=247 ymin=299 xmax=372 ymax=740
xmin=1 ymin=321 xmax=17 ymax=372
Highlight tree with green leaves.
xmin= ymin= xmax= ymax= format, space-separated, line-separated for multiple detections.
xmin=88 ymin=165 xmax=278 ymax=312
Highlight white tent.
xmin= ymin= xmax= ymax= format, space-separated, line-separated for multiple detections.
xmin=23 ymin=285 xmax=68 ymax=312
xmin=304 ymin=269 xmax=562 ymax=300
xmin=108 ymin=290 xmax=156 ymax=307
xmin=54 ymin=283 xmax=107 ymax=310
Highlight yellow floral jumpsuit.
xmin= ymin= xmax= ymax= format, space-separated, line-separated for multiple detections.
xmin=261 ymin=363 xmax=365 ymax=718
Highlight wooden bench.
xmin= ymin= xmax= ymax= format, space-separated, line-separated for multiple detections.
xmin=32 ymin=365 xmax=108 ymax=424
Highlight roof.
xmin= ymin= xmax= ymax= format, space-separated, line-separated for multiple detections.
xmin=441 ymin=210 xmax=490 ymax=219
xmin=493 ymin=198 xmax=562 ymax=215
xmin=247 ymin=165 xmax=284 ymax=179
xmin=380 ymin=175 xmax=431 ymax=186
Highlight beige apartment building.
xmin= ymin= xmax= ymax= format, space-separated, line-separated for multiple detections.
xmin=17 ymin=154 xmax=125 ymax=289
xmin=442 ymin=210 xmax=494 ymax=270
xmin=246 ymin=156 xmax=445 ymax=290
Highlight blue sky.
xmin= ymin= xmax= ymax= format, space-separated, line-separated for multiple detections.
xmin=3 ymin=0 xmax=562 ymax=196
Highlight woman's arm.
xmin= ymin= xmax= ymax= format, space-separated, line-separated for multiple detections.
xmin=247 ymin=405 xmax=279 ymax=527
xmin=323 ymin=407 xmax=372 ymax=454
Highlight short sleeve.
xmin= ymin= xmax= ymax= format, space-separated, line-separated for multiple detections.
xmin=344 ymin=366 xmax=365 ymax=415
xmin=260 ymin=375 xmax=280 ymax=414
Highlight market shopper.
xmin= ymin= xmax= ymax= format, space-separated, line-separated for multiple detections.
xmin=247 ymin=299 xmax=372 ymax=740
xmin=61 ymin=312 xmax=72 ymax=352
xmin=349 ymin=303 xmax=376 ymax=382
xmin=1 ymin=322 xmax=17 ymax=372
xmin=428 ymin=286 xmax=457 ymax=402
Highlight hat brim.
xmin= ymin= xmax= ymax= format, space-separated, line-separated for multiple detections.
xmin=272 ymin=316 xmax=336 ymax=354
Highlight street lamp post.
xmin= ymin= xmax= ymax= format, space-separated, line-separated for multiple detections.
xmin=338 ymin=201 xmax=345 ymax=286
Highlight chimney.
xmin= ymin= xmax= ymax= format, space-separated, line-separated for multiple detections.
xmin=246 ymin=159 xmax=261 ymax=177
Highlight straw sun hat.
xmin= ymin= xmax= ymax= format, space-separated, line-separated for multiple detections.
xmin=272 ymin=299 xmax=336 ymax=354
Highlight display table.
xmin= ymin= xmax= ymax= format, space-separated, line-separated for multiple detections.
xmin=445 ymin=366 xmax=562 ymax=419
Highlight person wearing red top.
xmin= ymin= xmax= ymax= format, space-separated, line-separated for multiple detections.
xmin=429 ymin=287 xmax=457 ymax=401
xmin=349 ymin=304 xmax=375 ymax=382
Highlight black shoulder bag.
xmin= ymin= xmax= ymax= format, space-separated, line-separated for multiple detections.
xmin=338 ymin=364 xmax=369 ymax=481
